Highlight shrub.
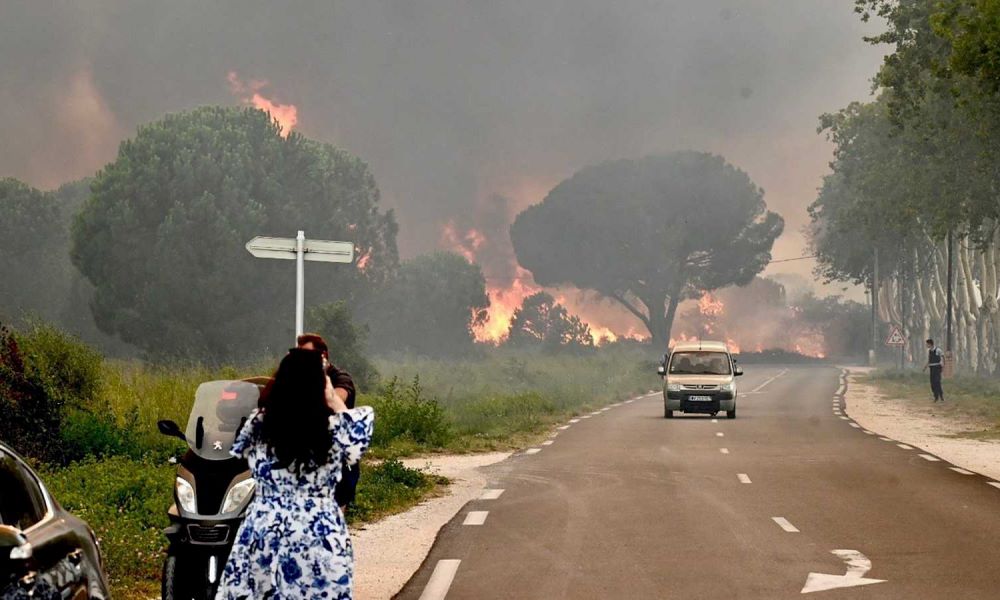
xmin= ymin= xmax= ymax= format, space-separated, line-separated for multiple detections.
xmin=367 ymin=377 xmax=453 ymax=454
xmin=0 ymin=321 xmax=103 ymax=463
xmin=347 ymin=459 xmax=442 ymax=523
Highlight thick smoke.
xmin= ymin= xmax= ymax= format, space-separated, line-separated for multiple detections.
xmin=0 ymin=1 xmax=883 ymax=337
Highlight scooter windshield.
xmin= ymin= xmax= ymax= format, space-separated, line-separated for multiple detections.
xmin=185 ymin=380 xmax=260 ymax=460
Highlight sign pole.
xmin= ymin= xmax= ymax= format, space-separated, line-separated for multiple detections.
xmin=295 ymin=230 xmax=305 ymax=338
xmin=246 ymin=232 xmax=354 ymax=344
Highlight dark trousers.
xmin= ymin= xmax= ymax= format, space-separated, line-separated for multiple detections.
xmin=929 ymin=367 xmax=944 ymax=400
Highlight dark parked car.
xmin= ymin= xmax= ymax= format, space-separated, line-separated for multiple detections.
xmin=0 ymin=442 xmax=110 ymax=600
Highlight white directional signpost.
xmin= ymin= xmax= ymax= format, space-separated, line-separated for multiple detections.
xmin=245 ymin=231 xmax=354 ymax=339
xmin=801 ymin=549 xmax=886 ymax=594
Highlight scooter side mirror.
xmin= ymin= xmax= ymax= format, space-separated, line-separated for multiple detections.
xmin=158 ymin=419 xmax=187 ymax=441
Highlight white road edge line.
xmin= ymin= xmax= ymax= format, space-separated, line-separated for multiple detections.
xmin=849 ymin=423 xmax=860 ymax=428
xmin=878 ymin=437 xmax=893 ymax=442
xmin=919 ymin=454 xmax=940 ymax=462
xmin=950 ymin=467 xmax=975 ymax=475
xmin=839 ymin=416 xmax=850 ymax=420
xmin=738 ymin=473 xmax=752 ymax=484
xmin=463 ymin=511 xmax=489 ymax=526
xmin=557 ymin=425 xmax=570 ymax=430
xmin=524 ymin=448 xmax=541 ymax=455
xmin=541 ymin=440 xmax=554 ymax=446
xmin=988 ymin=482 xmax=1000 ymax=490
xmin=897 ymin=444 xmax=913 ymax=450
xmin=479 ymin=489 xmax=504 ymax=500
xmin=751 ymin=368 xmax=788 ymax=394
xmin=569 ymin=419 xmax=580 ymax=424
xmin=772 ymin=517 xmax=800 ymax=533
xmin=418 ymin=559 xmax=461 ymax=600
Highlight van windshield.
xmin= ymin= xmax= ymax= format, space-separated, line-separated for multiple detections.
xmin=669 ymin=351 xmax=731 ymax=375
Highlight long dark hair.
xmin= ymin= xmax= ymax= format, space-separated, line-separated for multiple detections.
xmin=259 ymin=348 xmax=332 ymax=472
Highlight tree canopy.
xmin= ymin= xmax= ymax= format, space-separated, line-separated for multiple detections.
xmin=505 ymin=292 xmax=593 ymax=351
xmin=72 ymin=106 xmax=398 ymax=359
xmin=361 ymin=252 xmax=489 ymax=357
xmin=510 ymin=152 xmax=783 ymax=345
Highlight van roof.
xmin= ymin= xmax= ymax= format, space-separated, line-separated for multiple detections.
xmin=671 ymin=340 xmax=729 ymax=352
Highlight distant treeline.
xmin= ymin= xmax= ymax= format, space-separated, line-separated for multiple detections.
xmin=809 ymin=0 xmax=1000 ymax=374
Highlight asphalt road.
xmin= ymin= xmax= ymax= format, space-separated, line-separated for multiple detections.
xmin=395 ymin=365 xmax=1000 ymax=599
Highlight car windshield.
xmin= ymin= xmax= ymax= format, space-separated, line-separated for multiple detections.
xmin=185 ymin=380 xmax=260 ymax=460
xmin=669 ymin=351 xmax=731 ymax=375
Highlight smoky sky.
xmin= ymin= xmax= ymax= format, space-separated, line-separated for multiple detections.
xmin=0 ymin=0 xmax=883 ymax=287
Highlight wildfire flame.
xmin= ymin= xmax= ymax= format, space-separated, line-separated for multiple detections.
xmin=698 ymin=292 xmax=725 ymax=317
xmin=227 ymin=71 xmax=299 ymax=137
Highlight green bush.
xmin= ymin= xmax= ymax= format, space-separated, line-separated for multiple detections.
xmin=0 ymin=321 xmax=104 ymax=463
xmin=368 ymin=377 xmax=453 ymax=455
xmin=348 ymin=459 xmax=443 ymax=523
xmin=42 ymin=457 xmax=174 ymax=596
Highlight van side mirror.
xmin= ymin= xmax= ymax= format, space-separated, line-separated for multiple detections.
xmin=157 ymin=419 xmax=187 ymax=441
xmin=657 ymin=365 xmax=666 ymax=376
xmin=734 ymin=367 xmax=744 ymax=377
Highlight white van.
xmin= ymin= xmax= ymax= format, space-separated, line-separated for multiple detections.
xmin=658 ymin=340 xmax=742 ymax=419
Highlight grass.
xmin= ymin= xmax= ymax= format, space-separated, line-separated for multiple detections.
xmin=18 ymin=337 xmax=656 ymax=597
xmin=865 ymin=370 xmax=1000 ymax=438
xmin=41 ymin=455 xmax=443 ymax=598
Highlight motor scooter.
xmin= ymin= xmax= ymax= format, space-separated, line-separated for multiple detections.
xmin=156 ymin=378 xmax=268 ymax=600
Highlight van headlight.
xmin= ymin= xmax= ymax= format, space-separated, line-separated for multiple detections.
xmin=666 ymin=382 xmax=681 ymax=392
xmin=222 ymin=479 xmax=256 ymax=514
xmin=175 ymin=477 xmax=197 ymax=514
xmin=720 ymin=382 xmax=734 ymax=392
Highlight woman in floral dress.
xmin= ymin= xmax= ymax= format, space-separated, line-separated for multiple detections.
xmin=216 ymin=348 xmax=374 ymax=600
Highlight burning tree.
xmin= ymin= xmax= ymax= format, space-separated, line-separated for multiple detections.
xmin=510 ymin=152 xmax=783 ymax=347
xmin=506 ymin=292 xmax=593 ymax=351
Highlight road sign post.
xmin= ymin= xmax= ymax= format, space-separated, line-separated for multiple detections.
xmin=884 ymin=325 xmax=906 ymax=370
xmin=246 ymin=231 xmax=354 ymax=341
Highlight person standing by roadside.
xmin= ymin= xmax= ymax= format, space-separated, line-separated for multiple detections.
xmin=217 ymin=348 xmax=374 ymax=599
xmin=296 ymin=333 xmax=361 ymax=511
xmin=923 ymin=338 xmax=945 ymax=402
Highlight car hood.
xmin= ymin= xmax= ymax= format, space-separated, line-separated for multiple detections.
xmin=667 ymin=374 xmax=734 ymax=386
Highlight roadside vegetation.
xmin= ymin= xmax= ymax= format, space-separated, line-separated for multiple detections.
xmin=865 ymin=370 xmax=1000 ymax=439
xmin=0 ymin=321 xmax=654 ymax=596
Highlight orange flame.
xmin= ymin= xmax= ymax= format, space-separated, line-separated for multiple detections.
xmin=227 ymin=71 xmax=299 ymax=137
xmin=698 ymin=292 xmax=725 ymax=317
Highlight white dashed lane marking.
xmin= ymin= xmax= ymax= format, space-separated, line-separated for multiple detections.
xmin=950 ymin=467 xmax=975 ymax=475
xmin=711 ymin=418 xmax=718 ymax=423
xmin=751 ymin=368 xmax=789 ymax=393
xmin=919 ymin=454 xmax=940 ymax=462
xmin=716 ymin=432 xmax=725 ymax=437
xmin=738 ymin=474 xmax=752 ymax=484
xmin=480 ymin=489 xmax=504 ymax=500
xmin=720 ymin=448 xmax=730 ymax=455
xmin=772 ymin=517 xmax=800 ymax=533
xmin=463 ymin=511 xmax=489 ymax=526
xmin=418 ymin=559 xmax=461 ymax=600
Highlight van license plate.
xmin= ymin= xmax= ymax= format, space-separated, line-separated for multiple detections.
xmin=689 ymin=395 xmax=712 ymax=402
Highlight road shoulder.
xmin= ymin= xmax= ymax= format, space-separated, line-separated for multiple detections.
xmin=843 ymin=366 xmax=1000 ymax=481
xmin=351 ymin=452 xmax=510 ymax=600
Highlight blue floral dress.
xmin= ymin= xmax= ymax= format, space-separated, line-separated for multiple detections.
xmin=216 ymin=406 xmax=374 ymax=600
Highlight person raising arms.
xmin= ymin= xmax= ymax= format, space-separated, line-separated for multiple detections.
xmin=216 ymin=348 xmax=374 ymax=600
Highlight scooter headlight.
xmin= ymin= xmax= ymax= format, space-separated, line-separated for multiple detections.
xmin=175 ymin=477 xmax=197 ymax=514
xmin=222 ymin=479 xmax=255 ymax=514
xmin=666 ymin=382 xmax=681 ymax=392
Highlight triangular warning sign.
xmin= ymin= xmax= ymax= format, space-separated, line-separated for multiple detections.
xmin=885 ymin=326 xmax=906 ymax=346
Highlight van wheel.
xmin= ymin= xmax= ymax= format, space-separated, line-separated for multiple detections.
xmin=726 ymin=409 xmax=736 ymax=419
xmin=664 ymin=409 xmax=674 ymax=418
